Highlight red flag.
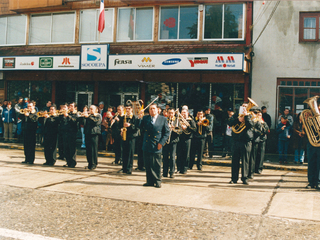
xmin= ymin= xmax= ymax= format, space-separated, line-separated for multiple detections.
xmin=98 ymin=0 xmax=105 ymax=33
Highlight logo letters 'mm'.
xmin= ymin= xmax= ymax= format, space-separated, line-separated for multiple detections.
xmin=87 ymin=48 xmax=101 ymax=61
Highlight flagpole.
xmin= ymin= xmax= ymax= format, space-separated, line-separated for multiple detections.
xmin=98 ymin=32 xmax=100 ymax=44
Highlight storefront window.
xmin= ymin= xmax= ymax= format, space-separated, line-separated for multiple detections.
xmin=0 ymin=15 xmax=26 ymax=45
xmin=204 ymin=3 xmax=244 ymax=40
xmin=7 ymin=81 xmax=52 ymax=109
xmin=30 ymin=12 xmax=75 ymax=44
xmin=146 ymin=82 xmax=177 ymax=110
xmin=80 ymin=9 xmax=114 ymax=43
xmin=159 ymin=6 xmax=198 ymax=40
xmin=117 ymin=8 xmax=153 ymax=41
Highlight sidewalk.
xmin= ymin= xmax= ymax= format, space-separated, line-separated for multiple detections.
xmin=0 ymin=142 xmax=307 ymax=172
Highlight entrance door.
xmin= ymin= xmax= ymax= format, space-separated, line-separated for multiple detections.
xmin=109 ymin=93 xmax=139 ymax=107
xmin=76 ymin=91 xmax=93 ymax=110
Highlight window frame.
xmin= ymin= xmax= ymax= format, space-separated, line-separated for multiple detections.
xmin=29 ymin=11 xmax=76 ymax=45
xmin=116 ymin=7 xmax=154 ymax=42
xmin=299 ymin=12 xmax=320 ymax=42
xmin=203 ymin=3 xmax=246 ymax=41
xmin=0 ymin=15 xmax=27 ymax=46
xmin=158 ymin=5 xmax=200 ymax=42
xmin=79 ymin=8 xmax=114 ymax=43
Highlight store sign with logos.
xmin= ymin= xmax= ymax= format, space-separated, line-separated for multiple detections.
xmin=108 ymin=53 xmax=244 ymax=70
xmin=80 ymin=44 xmax=108 ymax=70
xmin=0 ymin=56 xmax=80 ymax=70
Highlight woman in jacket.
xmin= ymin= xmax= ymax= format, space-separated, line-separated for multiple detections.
xmin=2 ymin=101 xmax=16 ymax=142
xmin=292 ymin=113 xmax=307 ymax=164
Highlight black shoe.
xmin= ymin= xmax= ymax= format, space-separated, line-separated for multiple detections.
xmin=255 ymin=170 xmax=262 ymax=174
xmin=43 ymin=162 xmax=50 ymax=166
xmin=222 ymin=154 xmax=226 ymax=157
xmin=306 ymin=184 xmax=314 ymax=189
xmin=135 ymin=167 xmax=139 ymax=170
xmin=63 ymin=164 xmax=75 ymax=168
xmin=155 ymin=183 xmax=161 ymax=188
xmin=140 ymin=167 xmax=146 ymax=171
xmin=197 ymin=167 xmax=202 ymax=171
xmin=242 ymin=180 xmax=249 ymax=185
xmin=229 ymin=180 xmax=236 ymax=184
xmin=248 ymin=175 xmax=253 ymax=179
xmin=126 ymin=172 xmax=132 ymax=175
xmin=143 ymin=183 xmax=154 ymax=187
xmin=21 ymin=161 xmax=28 ymax=164
xmin=163 ymin=174 xmax=168 ymax=178
xmin=169 ymin=173 xmax=174 ymax=178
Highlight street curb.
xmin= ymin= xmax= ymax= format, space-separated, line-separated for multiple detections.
xmin=0 ymin=143 xmax=307 ymax=172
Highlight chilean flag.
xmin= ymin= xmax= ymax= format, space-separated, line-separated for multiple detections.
xmin=98 ymin=0 xmax=105 ymax=33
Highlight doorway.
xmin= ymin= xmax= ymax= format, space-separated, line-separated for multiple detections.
xmin=76 ymin=91 xmax=93 ymax=111
xmin=109 ymin=93 xmax=139 ymax=107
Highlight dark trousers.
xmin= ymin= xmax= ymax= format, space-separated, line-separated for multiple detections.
xmin=307 ymin=143 xmax=320 ymax=186
xmin=43 ymin=133 xmax=58 ymax=165
xmin=204 ymin=132 xmax=214 ymax=157
xmin=113 ymin=137 xmax=122 ymax=164
xmin=278 ymin=140 xmax=289 ymax=162
xmin=85 ymin=134 xmax=99 ymax=169
xmin=122 ymin=138 xmax=135 ymax=173
xmin=144 ymin=151 xmax=162 ymax=185
xmin=255 ymin=141 xmax=266 ymax=173
xmin=223 ymin=135 xmax=233 ymax=156
xmin=137 ymin=135 xmax=144 ymax=170
xmin=190 ymin=138 xmax=206 ymax=170
xmin=63 ymin=132 xmax=77 ymax=167
xmin=58 ymin=131 xmax=65 ymax=159
xmin=163 ymin=142 xmax=177 ymax=176
xmin=249 ymin=141 xmax=259 ymax=177
xmin=24 ymin=131 xmax=36 ymax=164
xmin=231 ymin=140 xmax=252 ymax=182
xmin=177 ymin=138 xmax=191 ymax=173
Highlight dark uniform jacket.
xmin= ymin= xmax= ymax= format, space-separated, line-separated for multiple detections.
xmin=21 ymin=112 xmax=38 ymax=133
xmin=119 ymin=114 xmax=139 ymax=140
xmin=228 ymin=114 xmax=254 ymax=142
xmin=83 ymin=114 xmax=102 ymax=135
xmin=139 ymin=114 xmax=170 ymax=153
xmin=39 ymin=115 xmax=60 ymax=136
xmin=193 ymin=117 xmax=209 ymax=139
xmin=60 ymin=112 xmax=78 ymax=134
xmin=166 ymin=117 xmax=180 ymax=144
xmin=179 ymin=117 xmax=197 ymax=140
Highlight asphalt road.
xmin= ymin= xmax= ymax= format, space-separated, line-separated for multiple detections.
xmin=0 ymin=148 xmax=320 ymax=240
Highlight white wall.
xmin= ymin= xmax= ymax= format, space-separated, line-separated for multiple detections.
xmin=251 ymin=1 xmax=320 ymax=128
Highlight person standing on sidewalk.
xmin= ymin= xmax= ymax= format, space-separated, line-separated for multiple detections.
xmin=83 ymin=105 xmax=101 ymax=170
xmin=228 ymin=102 xmax=254 ymax=185
xmin=21 ymin=102 xmax=38 ymax=164
xmin=292 ymin=113 xmax=306 ymax=164
xmin=138 ymin=103 xmax=170 ymax=188
xmin=203 ymin=107 xmax=214 ymax=158
xmin=2 ymin=101 xmax=16 ymax=143
xmin=255 ymin=111 xmax=269 ymax=174
xmin=276 ymin=116 xmax=292 ymax=164
xmin=40 ymin=105 xmax=60 ymax=166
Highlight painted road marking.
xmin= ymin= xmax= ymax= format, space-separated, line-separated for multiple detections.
xmin=0 ymin=228 xmax=61 ymax=240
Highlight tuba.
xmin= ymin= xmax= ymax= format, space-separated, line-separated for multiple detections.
xmin=127 ymin=99 xmax=143 ymax=117
xmin=232 ymin=97 xmax=258 ymax=134
xmin=301 ymin=96 xmax=320 ymax=147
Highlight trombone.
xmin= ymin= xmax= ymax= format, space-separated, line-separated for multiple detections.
xmin=176 ymin=109 xmax=195 ymax=135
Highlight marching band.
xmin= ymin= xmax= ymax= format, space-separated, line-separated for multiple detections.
xmin=17 ymin=96 xmax=274 ymax=187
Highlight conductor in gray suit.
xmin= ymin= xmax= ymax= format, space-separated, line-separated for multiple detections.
xmin=139 ymin=103 xmax=170 ymax=188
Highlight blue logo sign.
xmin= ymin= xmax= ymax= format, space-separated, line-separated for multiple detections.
xmin=87 ymin=48 xmax=101 ymax=61
xmin=162 ymin=58 xmax=181 ymax=65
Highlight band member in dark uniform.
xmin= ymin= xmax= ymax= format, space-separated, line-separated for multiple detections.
xmin=248 ymin=107 xmax=261 ymax=179
xmin=21 ymin=102 xmax=38 ymax=164
xmin=255 ymin=111 xmax=269 ymax=174
xmin=111 ymin=105 xmax=124 ymax=165
xmin=82 ymin=105 xmax=102 ymax=170
xmin=204 ymin=107 xmax=214 ymax=158
xmin=163 ymin=108 xmax=180 ymax=178
xmin=228 ymin=102 xmax=254 ymax=185
xmin=177 ymin=108 xmax=196 ymax=174
xmin=189 ymin=110 xmax=209 ymax=170
xmin=60 ymin=102 xmax=78 ymax=168
xmin=58 ymin=103 xmax=67 ymax=160
xmin=138 ymin=103 xmax=170 ymax=188
xmin=119 ymin=104 xmax=138 ymax=174
xmin=39 ymin=105 xmax=60 ymax=166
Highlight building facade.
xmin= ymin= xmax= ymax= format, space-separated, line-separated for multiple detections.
xmin=252 ymin=1 xmax=320 ymax=129
xmin=0 ymin=0 xmax=253 ymax=118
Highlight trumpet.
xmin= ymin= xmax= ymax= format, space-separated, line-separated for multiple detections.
xmin=57 ymin=109 xmax=70 ymax=115
xmin=198 ymin=117 xmax=210 ymax=135
xmin=20 ymin=109 xmax=31 ymax=114
xmin=37 ymin=111 xmax=58 ymax=117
